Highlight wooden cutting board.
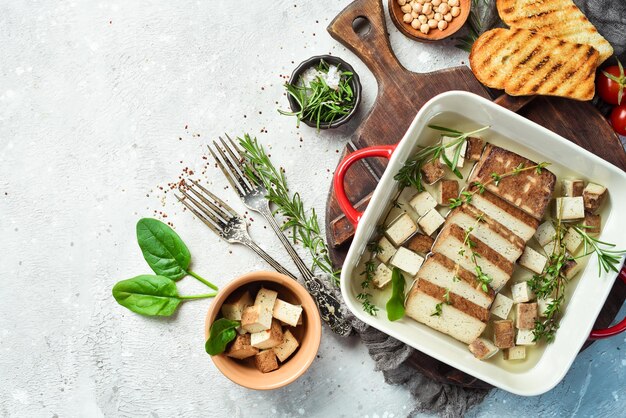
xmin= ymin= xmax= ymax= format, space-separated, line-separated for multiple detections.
xmin=324 ymin=0 xmax=626 ymax=388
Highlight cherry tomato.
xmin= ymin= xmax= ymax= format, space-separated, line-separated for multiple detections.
xmin=597 ymin=62 xmax=625 ymax=105
xmin=610 ymin=105 xmax=626 ymax=136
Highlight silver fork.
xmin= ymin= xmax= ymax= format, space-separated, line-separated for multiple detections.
xmin=176 ymin=180 xmax=296 ymax=279
xmin=208 ymin=135 xmax=352 ymax=337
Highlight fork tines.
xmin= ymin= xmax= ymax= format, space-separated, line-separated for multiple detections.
xmin=176 ymin=179 xmax=238 ymax=235
xmin=208 ymin=135 xmax=261 ymax=197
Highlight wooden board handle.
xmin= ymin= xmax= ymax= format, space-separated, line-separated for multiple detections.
xmin=327 ymin=0 xmax=405 ymax=81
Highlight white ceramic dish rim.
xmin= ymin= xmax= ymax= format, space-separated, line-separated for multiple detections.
xmin=339 ymin=91 xmax=626 ymax=396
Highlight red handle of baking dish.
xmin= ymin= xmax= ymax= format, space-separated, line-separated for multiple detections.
xmin=588 ymin=266 xmax=626 ymax=339
xmin=333 ymin=144 xmax=397 ymax=227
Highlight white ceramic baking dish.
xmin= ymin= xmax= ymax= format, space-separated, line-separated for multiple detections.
xmin=333 ymin=91 xmax=626 ymax=396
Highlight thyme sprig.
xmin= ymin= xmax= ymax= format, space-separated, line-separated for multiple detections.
xmin=238 ymin=134 xmax=340 ymax=285
xmin=449 ymin=162 xmax=551 ymax=208
xmin=394 ymin=125 xmax=490 ymax=191
xmin=572 ymin=225 xmax=626 ymax=275
xmin=431 ymin=287 xmax=452 ymax=316
xmin=358 ymin=241 xmax=382 ymax=316
xmin=459 ymin=214 xmax=492 ymax=292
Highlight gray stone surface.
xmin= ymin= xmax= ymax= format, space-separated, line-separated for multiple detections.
xmin=0 ymin=1 xmax=623 ymax=417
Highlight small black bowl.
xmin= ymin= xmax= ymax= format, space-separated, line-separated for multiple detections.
xmin=286 ymin=55 xmax=362 ymax=130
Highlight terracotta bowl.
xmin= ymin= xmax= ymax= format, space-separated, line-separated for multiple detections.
xmin=205 ymin=270 xmax=322 ymax=390
xmin=388 ymin=0 xmax=471 ymax=42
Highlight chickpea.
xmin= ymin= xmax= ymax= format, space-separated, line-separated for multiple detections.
xmin=397 ymin=0 xmax=407 ymax=5
xmin=401 ymin=4 xmax=412 ymax=13
xmin=438 ymin=20 xmax=448 ymax=30
xmin=418 ymin=14 xmax=428 ymax=24
xmin=416 ymin=0 xmax=425 ymax=4
xmin=420 ymin=23 xmax=430 ymax=34
xmin=422 ymin=2 xmax=432 ymax=14
xmin=432 ymin=0 xmax=442 ymax=6
xmin=451 ymin=6 xmax=460 ymax=17
xmin=428 ymin=19 xmax=437 ymax=28
xmin=411 ymin=18 xmax=421 ymax=29
xmin=434 ymin=12 xmax=443 ymax=21
xmin=413 ymin=3 xmax=423 ymax=13
xmin=403 ymin=13 xmax=413 ymax=23
xmin=411 ymin=11 xmax=419 ymax=18
xmin=438 ymin=3 xmax=450 ymax=14
xmin=427 ymin=12 xmax=435 ymax=19
xmin=448 ymin=0 xmax=459 ymax=6
xmin=444 ymin=12 xmax=452 ymax=22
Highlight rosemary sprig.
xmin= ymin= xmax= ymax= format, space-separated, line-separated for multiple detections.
xmin=572 ymin=225 xmax=626 ymax=275
xmin=238 ymin=134 xmax=340 ymax=285
xmin=394 ymin=125 xmax=490 ymax=192
xmin=449 ymin=162 xmax=550 ymax=208
xmin=278 ymin=60 xmax=355 ymax=130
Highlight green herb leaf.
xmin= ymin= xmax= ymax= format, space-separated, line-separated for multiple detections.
xmin=136 ymin=218 xmax=191 ymax=281
xmin=205 ymin=318 xmax=240 ymax=355
xmin=431 ymin=302 xmax=443 ymax=317
xmin=386 ymin=268 xmax=406 ymax=321
xmin=112 ymin=275 xmax=182 ymax=316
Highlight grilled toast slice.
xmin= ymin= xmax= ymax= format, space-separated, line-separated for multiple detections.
xmin=469 ymin=28 xmax=599 ymax=101
xmin=469 ymin=144 xmax=556 ymax=220
xmin=496 ymin=0 xmax=613 ymax=64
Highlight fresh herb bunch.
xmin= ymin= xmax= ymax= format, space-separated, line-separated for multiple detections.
xmin=572 ymin=225 xmax=626 ymax=275
xmin=112 ymin=218 xmax=218 ymax=317
xmin=238 ymin=134 xmax=340 ymax=285
xmin=449 ymin=161 xmax=550 ymax=208
xmin=279 ymin=60 xmax=355 ymax=130
xmin=394 ymin=125 xmax=490 ymax=192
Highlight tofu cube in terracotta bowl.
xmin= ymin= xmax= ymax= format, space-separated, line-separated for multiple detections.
xmin=205 ymin=270 xmax=321 ymax=390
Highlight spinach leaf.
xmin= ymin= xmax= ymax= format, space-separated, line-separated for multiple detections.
xmin=112 ymin=275 xmax=182 ymax=316
xmin=386 ymin=267 xmax=406 ymax=321
xmin=205 ymin=318 xmax=240 ymax=355
xmin=136 ymin=218 xmax=191 ymax=281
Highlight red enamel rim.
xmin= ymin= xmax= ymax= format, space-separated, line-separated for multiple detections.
xmin=333 ymin=144 xmax=626 ymax=340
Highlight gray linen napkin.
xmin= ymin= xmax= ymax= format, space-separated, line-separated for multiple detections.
xmin=329 ymin=2 xmax=626 ymax=416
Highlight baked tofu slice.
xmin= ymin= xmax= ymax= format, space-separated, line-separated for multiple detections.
xmin=447 ymin=205 xmax=525 ymax=262
xmin=469 ymin=188 xmax=539 ymax=241
xmin=432 ymin=224 xmax=515 ymax=290
xmin=469 ymin=144 xmax=556 ymax=220
xmin=417 ymin=253 xmax=494 ymax=309
xmin=405 ymin=281 xmax=488 ymax=345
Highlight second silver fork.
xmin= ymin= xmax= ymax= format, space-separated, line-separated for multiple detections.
xmin=209 ymin=135 xmax=352 ymax=337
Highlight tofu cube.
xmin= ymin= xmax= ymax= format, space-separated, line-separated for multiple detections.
xmin=511 ymin=281 xmax=535 ymax=303
xmin=543 ymin=240 xmax=559 ymax=257
xmin=583 ymin=183 xmax=607 ymax=213
xmin=273 ymin=329 xmax=299 ymax=362
xmin=437 ymin=180 xmax=459 ymax=205
xmin=562 ymin=228 xmax=583 ymax=254
xmin=440 ymin=136 xmax=468 ymax=168
xmin=221 ymin=290 xmax=253 ymax=321
xmin=251 ymin=319 xmax=284 ymax=349
xmin=225 ymin=333 xmax=259 ymax=359
xmin=561 ymin=259 xmax=581 ymax=279
xmin=272 ymin=299 xmax=302 ymax=327
xmin=409 ymin=191 xmax=437 ymax=217
xmin=554 ymin=196 xmax=585 ymax=220
xmin=490 ymin=293 xmax=514 ymax=319
xmin=420 ymin=160 xmax=445 ymax=184
xmin=516 ymin=329 xmax=536 ymax=346
xmin=255 ymin=349 xmax=279 ymax=373
xmin=468 ymin=338 xmax=499 ymax=360
xmin=418 ymin=209 xmax=446 ymax=236
xmin=390 ymin=247 xmax=424 ymax=276
xmin=406 ymin=233 xmax=435 ymax=255
xmin=241 ymin=305 xmax=272 ymax=333
xmin=376 ymin=236 xmax=397 ymax=263
xmin=534 ymin=221 xmax=557 ymax=247
xmin=465 ymin=137 xmax=485 ymax=162
xmin=493 ymin=320 xmax=515 ymax=349
xmin=254 ymin=287 xmax=278 ymax=311
xmin=562 ymin=179 xmax=584 ymax=197
xmin=372 ymin=263 xmax=393 ymax=289
xmin=385 ymin=213 xmax=417 ymax=246
xmin=515 ymin=302 xmax=538 ymax=330
xmin=537 ymin=297 xmax=554 ymax=317
xmin=519 ymin=246 xmax=548 ymax=274
xmin=583 ymin=213 xmax=601 ymax=235
xmin=503 ymin=346 xmax=526 ymax=360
